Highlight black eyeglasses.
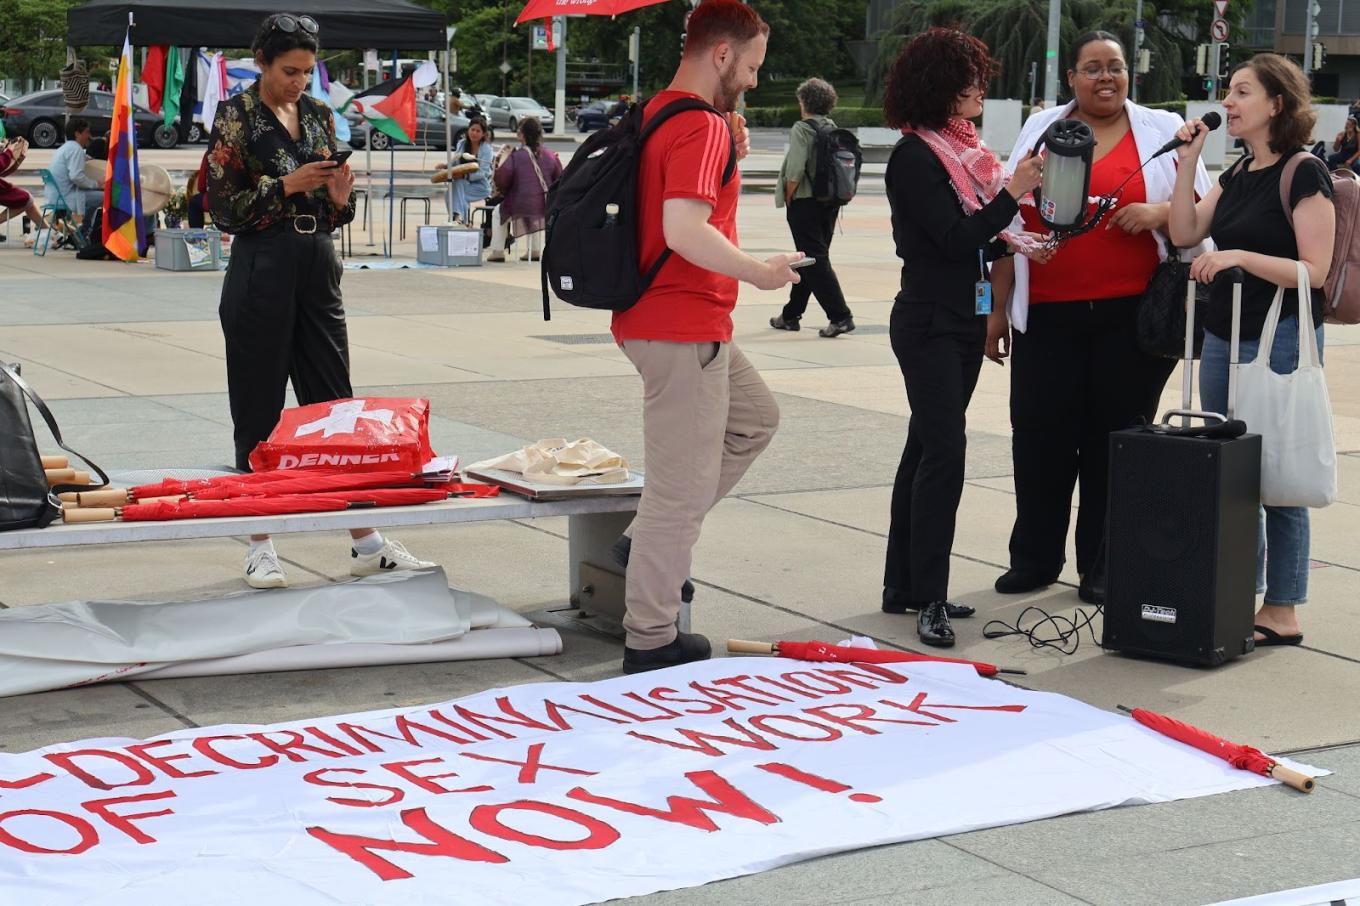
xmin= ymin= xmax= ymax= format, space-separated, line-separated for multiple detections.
xmin=271 ymin=14 xmax=319 ymax=35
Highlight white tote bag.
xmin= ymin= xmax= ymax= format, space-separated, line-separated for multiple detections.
xmin=1235 ymin=260 xmax=1337 ymax=507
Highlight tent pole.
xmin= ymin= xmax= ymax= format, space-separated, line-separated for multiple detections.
xmin=388 ymin=50 xmax=397 ymax=259
xmin=444 ymin=42 xmax=453 ymax=221
xmin=364 ymin=52 xmax=374 ymax=248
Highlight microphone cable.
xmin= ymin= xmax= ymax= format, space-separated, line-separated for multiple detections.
xmin=982 ymin=601 xmax=1105 ymax=656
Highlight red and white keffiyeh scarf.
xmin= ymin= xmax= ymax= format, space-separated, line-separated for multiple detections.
xmin=902 ymin=118 xmax=1040 ymax=256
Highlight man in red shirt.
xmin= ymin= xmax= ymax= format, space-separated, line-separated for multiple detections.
xmin=612 ymin=0 xmax=804 ymax=674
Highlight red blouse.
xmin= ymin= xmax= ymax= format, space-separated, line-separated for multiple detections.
xmin=1021 ymin=129 xmax=1160 ymax=303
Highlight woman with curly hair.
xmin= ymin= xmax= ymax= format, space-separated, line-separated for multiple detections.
xmin=879 ymin=28 xmax=1047 ymax=647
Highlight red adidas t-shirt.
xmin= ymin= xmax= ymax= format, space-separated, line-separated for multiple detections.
xmin=611 ymin=91 xmax=740 ymax=344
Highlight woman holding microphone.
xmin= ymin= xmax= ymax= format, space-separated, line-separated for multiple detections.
xmin=209 ymin=13 xmax=435 ymax=588
xmin=989 ymin=32 xmax=1214 ymax=605
xmin=879 ymin=28 xmax=1047 ymax=646
xmin=1168 ymin=53 xmax=1334 ymax=646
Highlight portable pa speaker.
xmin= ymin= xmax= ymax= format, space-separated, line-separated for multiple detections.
xmin=1103 ymin=428 xmax=1262 ymax=667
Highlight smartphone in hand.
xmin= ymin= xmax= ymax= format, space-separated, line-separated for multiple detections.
xmin=330 ymin=149 xmax=353 ymax=166
xmin=789 ymin=257 xmax=817 ymax=270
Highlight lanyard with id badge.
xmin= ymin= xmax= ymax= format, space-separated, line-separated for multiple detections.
xmin=975 ymin=248 xmax=993 ymax=316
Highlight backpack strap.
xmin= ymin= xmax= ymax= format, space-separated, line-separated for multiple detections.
xmin=0 ymin=362 xmax=108 ymax=494
xmin=1278 ymin=150 xmax=1328 ymax=228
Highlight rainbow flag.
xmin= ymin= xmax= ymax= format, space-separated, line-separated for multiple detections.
xmin=103 ymin=32 xmax=146 ymax=262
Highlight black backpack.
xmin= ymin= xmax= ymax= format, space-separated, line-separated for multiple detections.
xmin=540 ymin=96 xmax=736 ymax=321
xmin=804 ymin=119 xmax=862 ymax=207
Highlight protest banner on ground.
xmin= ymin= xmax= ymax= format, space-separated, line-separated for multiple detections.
xmin=0 ymin=658 xmax=1316 ymax=904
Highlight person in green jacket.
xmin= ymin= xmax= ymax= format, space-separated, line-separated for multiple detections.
xmin=769 ymin=77 xmax=855 ymax=338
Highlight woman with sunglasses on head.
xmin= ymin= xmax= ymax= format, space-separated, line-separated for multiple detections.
xmin=989 ymin=32 xmax=1214 ymax=605
xmin=208 ymin=13 xmax=435 ymax=589
xmin=879 ymin=29 xmax=1047 ymax=647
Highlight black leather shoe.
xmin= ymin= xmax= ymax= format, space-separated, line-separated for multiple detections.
xmin=917 ymin=602 xmax=955 ymax=647
xmin=818 ymin=317 xmax=855 ymax=338
xmin=882 ymin=588 xmax=975 ymax=618
xmin=994 ymin=568 xmax=1060 ymax=595
xmin=623 ymin=631 xmax=713 ymax=674
xmin=610 ymin=535 xmax=695 ymax=604
xmin=769 ymin=315 xmax=801 ymax=331
xmin=1078 ymin=573 xmax=1106 ymax=605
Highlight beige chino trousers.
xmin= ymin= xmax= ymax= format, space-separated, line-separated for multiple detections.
xmin=619 ymin=339 xmax=780 ymax=649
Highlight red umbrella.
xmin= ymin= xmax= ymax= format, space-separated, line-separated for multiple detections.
xmin=189 ymin=470 xmax=430 ymax=501
xmin=727 ymin=639 xmax=1024 ymax=678
xmin=515 ymin=0 xmax=667 ymax=24
xmin=1118 ymin=705 xmax=1315 ymax=793
xmin=62 ymin=486 xmax=493 ymax=524
xmin=62 ymin=469 xmax=348 ymax=508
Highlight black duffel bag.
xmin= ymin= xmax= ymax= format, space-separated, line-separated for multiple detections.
xmin=0 ymin=362 xmax=107 ymax=531
xmin=1136 ymin=248 xmax=1209 ymax=359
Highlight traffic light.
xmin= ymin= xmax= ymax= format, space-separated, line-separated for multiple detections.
xmin=1312 ymin=42 xmax=1326 ymax=70
xmin=1195 ymin=43 xmax=1211 ymax=75
xmin=1217 ymin=43 xmax=1231 ymax=80
xmin=1136 ymin=48 xmax=1152 ymax=74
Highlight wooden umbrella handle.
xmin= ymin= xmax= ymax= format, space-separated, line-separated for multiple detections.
xmin=63 ymin=507 xmax=119 ymax=523
xmin=727 ymin=640 xmax=776 ymax=655
xmin=68 ymin=488 xmax=132 ymax=507
xmin=1269 ymin=763 xmax=1315 ymax=793
xmin=41 ymin=455 xmax=69 ymax=469
xmin=45 ymin=468 xmax=76 ymax=484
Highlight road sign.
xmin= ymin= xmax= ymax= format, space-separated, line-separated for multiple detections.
xmin=499 ymin=61 xmax=512 ymax=74
xmin=1213 ymin=0 xmax=1228 ymax=16
xmin=532 ymin=25 xmax=548 ymax=50
xmin=1210 ymin=17 xmax=1229 ymax=40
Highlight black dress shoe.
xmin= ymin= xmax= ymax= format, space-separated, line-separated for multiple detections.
xmin=1078 ymin=574 xmax=1105 ymax=605
xmin=994 ymin=568 xmax=1060 ymax=595
xmin=623 ymin=631 xmax=713 ymax=674
xmin=882 ymin=588 xmax=975 ymax=618
xmin=610 ymin=535 xmax=695 ymax=603
xmin=818 ymin=317 xmax=855 ymax=338
xmin=769 ymin=315 xmax=801 ymax=331
xmin=917 ymin=602 xmax=955 ymax=648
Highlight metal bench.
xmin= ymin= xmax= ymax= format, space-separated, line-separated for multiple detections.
xmin=0 ymin=491 xmax=677 ymax=632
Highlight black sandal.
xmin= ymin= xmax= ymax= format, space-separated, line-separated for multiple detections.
xmin=1254 ymin=624 xmax=1303 ymax=647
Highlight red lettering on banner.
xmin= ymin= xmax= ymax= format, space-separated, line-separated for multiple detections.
xmin=803 ymin=703 xmax=935 ymax=734
xmin=192 ymin=735 xmax=279 ymax=770
xmin=689 ymin=680 xmax=785 ymax=711
xmin=451 ymin=697 xmax=558 ymax=739
xmin=628 ymin=718 xmax=778 ymax=757
xmin=0 ymin=810 xmax=99 ymax=854
xmin=712 ymin=676 xmax=798 ymax=704
xmin=0 ymin=773 xmax=54 ymax=790
xmin=44 ymin=749 xmax=156 ymax=790
xmin=818 ymin=666 xmax=910 ymax=689
xmin=882 ymin=693 xmax=1026 ymax=724
xmin=336 ymin=722 xmax=418 ymax=754
xmin=469 ymin=801 xmax=620 ymax=851
xmin=750 ymin=675 xmax=826 ymax=700
xmin=247 ymin=730 xmax=350 ymax=763
xmin=426 ymin=708 xmax=492 ymax=742
xmin=568 ymin=770 xmax=781 ymax=831
xmin=838 ymin=663 xmax=911 ymax=684
xmin=747 ymin=714 xmax=844 ymax=742
xmin=392 ymin=714 xmax=480 ymax=746
xmin=755 ymin=763 xmax=882 ymax=804
xmin=541 ymin=700 xmax=631 ymax=731
xmin=307 ymin=807 xmax=508 ymax=880
xmin=304 ymin=726 xmax=366 ymax=756
xmin=82 ymin=790 xmax=177 ymax=844
xmin=382 ymin=759 xmax=492 ymax=795
xmin=304 ymin=768 xmax=405 ymax=808
xmin=584 ymin=691 xmax=680 ymax=718
xmin=780 ymin=671 xmax=853 ymax=695
xmin=125 ymin=740 xmax=219 ymax=780
xmin=647 ymin=687 xmax=725 ymax=715
xmin=460 ymin=742 xmax=595 ymax=784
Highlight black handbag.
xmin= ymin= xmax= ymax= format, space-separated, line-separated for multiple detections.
xmin=1136 ymin=248 xmax=1209 ymax=359
xmin=0 ymin=362 xmax=108 ymax=531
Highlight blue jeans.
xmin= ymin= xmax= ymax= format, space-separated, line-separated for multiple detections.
xmin=1199 ymin=316 xmax=1324 ymax=605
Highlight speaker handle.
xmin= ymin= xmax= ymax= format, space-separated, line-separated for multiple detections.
xmin=1160 ymin=409 xmax=1226 ymax=426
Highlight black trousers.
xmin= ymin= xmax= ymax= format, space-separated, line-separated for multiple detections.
xmin=1007 ymin=295 xmax=1177 ymax=577
xmin=219 ymin=229 xmax=352 ymax=471
xmin=780 ymin=198 xmax=851 ymax=324
xmin=884 ymin=303 xmax=985 ymax=603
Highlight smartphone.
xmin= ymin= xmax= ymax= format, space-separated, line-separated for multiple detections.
xmin=330 ymin=149 xmax=353 ymax=166
xmin=790 ymin=257 xmax=817 ymax=269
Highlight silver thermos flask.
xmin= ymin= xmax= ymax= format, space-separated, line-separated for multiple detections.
xmin=1032 ymin=119 xmax=1096 ymax=231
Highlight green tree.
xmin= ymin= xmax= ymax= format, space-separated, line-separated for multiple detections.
xmin=0 ymin=0 xmax=83 ymax=82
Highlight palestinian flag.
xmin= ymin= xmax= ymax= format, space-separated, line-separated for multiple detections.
xmin=345 ymin=74 xmax=416 ymax=145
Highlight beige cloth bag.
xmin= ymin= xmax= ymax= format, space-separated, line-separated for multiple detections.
xmin=468 ymin=438 xmax=630 ymax=486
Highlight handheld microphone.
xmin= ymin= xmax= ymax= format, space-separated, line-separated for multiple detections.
xmin=1153 ymin=111 xmax=1222 ymax=158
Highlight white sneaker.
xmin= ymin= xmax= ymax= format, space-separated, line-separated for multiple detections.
xmin=351 ymin=539 xmax=437 ymax=577
xmin=244 ymin=548 xmax=288 ymax=589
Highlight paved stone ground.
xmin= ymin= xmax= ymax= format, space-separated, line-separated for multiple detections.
xmin=1 ymin=155 xmax=1358 ymax=903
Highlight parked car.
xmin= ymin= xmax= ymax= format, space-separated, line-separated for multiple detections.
xmin=0 ymin=89 xmax=179 ymax=149
xmin=486 ymin=96 xmax=554 ymax=131
xmin=575 ymin=100 xmax=617 ymax=132
xmin=474 ymin=93 xmax=498 ymax=112
xmin=346 ymin=99 xmax=475 ymax=151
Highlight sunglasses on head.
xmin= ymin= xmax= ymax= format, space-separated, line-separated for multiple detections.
xmin=271 ymin=14 xmax=319 ymax=35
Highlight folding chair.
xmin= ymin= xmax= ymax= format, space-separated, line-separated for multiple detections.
xmin=34 ymin=169 xmax=87 ymax=257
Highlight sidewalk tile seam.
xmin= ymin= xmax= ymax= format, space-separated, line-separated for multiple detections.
xmin=124 ymin=683 xmax=202 ymax=729
xmin=939 ymin=838 xmax=1100 ymax=906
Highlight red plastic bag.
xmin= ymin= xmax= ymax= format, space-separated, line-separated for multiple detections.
xmin=248 ymin=398 xmax=435 ymax=474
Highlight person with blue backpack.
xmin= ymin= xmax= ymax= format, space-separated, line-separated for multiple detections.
xmin=769 ymin=78 xmax=859 ymax=338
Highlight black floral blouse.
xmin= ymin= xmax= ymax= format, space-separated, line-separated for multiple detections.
xmin=206 ymin=83 xmax=356 ymax=235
